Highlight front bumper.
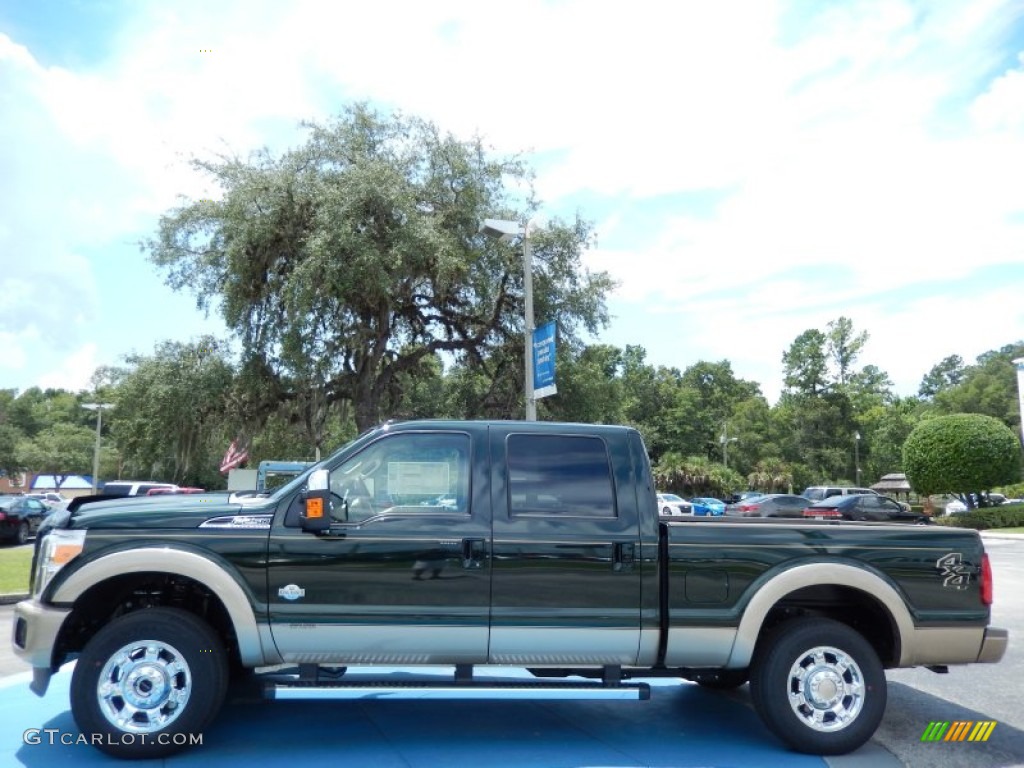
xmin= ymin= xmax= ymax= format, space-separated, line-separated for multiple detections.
xmin=977 ymin=626 xmax=1009 ymax=663
xmin=11 ymin=598 xmax=72 ymax=695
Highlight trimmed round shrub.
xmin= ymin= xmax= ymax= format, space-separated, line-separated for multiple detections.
xmin=903 ymin=414 xmax=1021 ymax=497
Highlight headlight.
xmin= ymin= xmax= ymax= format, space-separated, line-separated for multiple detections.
xmin=32 ymin=529 xmax=86 ymax=598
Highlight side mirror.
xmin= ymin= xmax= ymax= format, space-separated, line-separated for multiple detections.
xmin=300 ymin=469 xmax=331 ymax=533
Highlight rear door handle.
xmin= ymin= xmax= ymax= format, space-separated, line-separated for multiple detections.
xmin=613 ymin=542 xmax=635 ymax=572
xmin=462 ymin=538 xmax=485 ymax=569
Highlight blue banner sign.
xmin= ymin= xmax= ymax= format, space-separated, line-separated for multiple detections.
xmin=532 ymin=321 xmax=557 ymax=400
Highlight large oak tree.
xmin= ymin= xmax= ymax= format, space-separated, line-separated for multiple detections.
xmin=147 ymin=104 xmax=614 ymax=432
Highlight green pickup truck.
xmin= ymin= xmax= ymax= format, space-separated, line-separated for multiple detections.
xmin=12 ymin=420 xmax=1007 ymax=758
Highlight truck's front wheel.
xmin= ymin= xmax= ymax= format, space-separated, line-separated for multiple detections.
xmin=70 ymin=607 xmax=228 ymax=758
xmin=749 ymin=617 xmax=885 ymax=755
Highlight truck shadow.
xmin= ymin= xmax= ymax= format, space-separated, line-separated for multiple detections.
xmin=204 ymin=673 xmax=829 ymax=767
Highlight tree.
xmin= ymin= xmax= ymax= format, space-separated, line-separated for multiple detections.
xmin=826 ymin=316 xmax=868 ymax=388
xmin=782 ymin=329 xmax=829 ymax=396
xmin=847 ymin=364 xmax=894 ymax=414
xmin=540 ymin=344 xmax=624 ymax=425
xmin=147 ymin=104 xmax=614 ymax=432
xmin=747 ymin=458 xmax=794 ymax=493
xmin=112 ymin=338 xmax=236 ymax=487
xmin=902 ymin=414 xmax=1021 ymax=504
xmin=932 ymin=342 xmax=1024 ymax=433
xmin=618 ymin=346 xmax=686 ymax=462
xmin=859 ymin=396 xmax=923 ymax=480
xmin=0 ymin=423 xmax=26 ymax=477
xmin=680 ymin=360 xmax=762 ymax=462
xmin=16 ymin=423 xmax=95 ymax=491
xmin=918 ymin=354 xmax=965 ymax=399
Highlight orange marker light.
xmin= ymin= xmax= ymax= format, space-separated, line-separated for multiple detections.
xmin=306 ymin=498 xmax=324 ymax=518
xmin=52 ymin=544 xmax=82 ymax=565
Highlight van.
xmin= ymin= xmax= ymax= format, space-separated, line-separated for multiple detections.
xmin=801 ymin=486 xmax=879 ymax=503
xmin=101 ymin=481 xmax=179 ymax=497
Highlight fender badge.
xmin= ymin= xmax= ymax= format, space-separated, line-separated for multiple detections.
xmin=936 ymin=553 xmax=970 ymax=590
xmin=278 ymin=584 xmax=306 ymax=601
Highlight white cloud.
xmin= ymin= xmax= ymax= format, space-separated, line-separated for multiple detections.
xmin=37 ymin=343 xmax=99 ymax=392
xmin=1 ymin=0 xmax=1022 ymax=403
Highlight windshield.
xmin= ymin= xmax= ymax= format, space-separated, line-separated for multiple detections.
xmin=266 ymin=426 xmax=387 ymax=500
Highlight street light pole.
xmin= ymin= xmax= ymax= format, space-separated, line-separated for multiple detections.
xmin=480 ymin=217 xmax=538 ymax=421
xmin=522 ymin=219 xmax=536 ymax=421
xmin=82 ymin=403 xmax=112 ymax=494
xmin=720 ymin=422 xmax=738 ymax=470
xmin=854 ymin=431 xmax=861 ymax=485
xmin=1014 ymin=358 xmax=1024 ymax=447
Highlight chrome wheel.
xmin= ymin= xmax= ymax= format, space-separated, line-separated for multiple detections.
xmin=786 ymin=645 xmax=865 ymax=732
xmin=750 ymin=617 xmax=885 ymax=754
xmin=96 ymin=640 xmax=192 ymax=733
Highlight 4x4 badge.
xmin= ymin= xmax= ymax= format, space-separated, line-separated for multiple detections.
xmin=278 ymin=584 xmax=306 ymax=601
xmin=936 ymin=553 xmax=970 ymax=590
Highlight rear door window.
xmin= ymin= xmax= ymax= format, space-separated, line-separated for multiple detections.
xmin=507 ymin=434 xmax=616 ymax=518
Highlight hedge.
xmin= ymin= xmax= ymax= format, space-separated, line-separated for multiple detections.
xmin=931 ymin=503 xmax=1024 ymax=530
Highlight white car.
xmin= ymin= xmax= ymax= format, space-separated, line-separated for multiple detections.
xmin=945 ymin=493 xmax=1008 ymax=515
xmin=945 ymin=498 xmax=967 ymax=515
xmin=656 ymin=492 xmax=692 ymax=516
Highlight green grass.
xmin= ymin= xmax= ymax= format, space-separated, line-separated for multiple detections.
xmin=0 ymin=546 xmax=32 ymax=595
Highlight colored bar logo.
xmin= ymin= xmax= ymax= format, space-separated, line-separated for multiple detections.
xmin=921 ymin=721 xmax=996 ymax=742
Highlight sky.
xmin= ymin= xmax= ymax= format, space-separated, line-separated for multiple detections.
xmin=1 ymin=0 xmax=1023 ymax=406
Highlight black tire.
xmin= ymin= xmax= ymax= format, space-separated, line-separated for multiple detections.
xmin=694 ymin=668 xmax=748 ymax=690
xmin=662 ymin=506 xmax=671 ymax=516
xmin=749 ymin=617 xmax=885 ymax=755
xmin=15 ymin=521 xmax=29 ymax=546
xmin=71 ymin=607 xmax=228 ymax=758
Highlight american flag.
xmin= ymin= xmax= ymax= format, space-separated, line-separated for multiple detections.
xmin=219 ymin=439 xmax=249 ymax=474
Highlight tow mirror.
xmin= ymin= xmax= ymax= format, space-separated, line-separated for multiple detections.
xmin=300 ymin=469 xmax=331 ymax=533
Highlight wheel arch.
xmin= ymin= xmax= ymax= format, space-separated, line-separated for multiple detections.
xmin=728 ymin=562 xmax=914 ymax=669
xmin=50 ymin=548 xmax=266 ymax=667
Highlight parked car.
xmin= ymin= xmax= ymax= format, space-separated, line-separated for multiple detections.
xmin=689 ymin=497 xmax=726 ymax=516
xmin=801 ymin=486 xmax=879 ymax=502
xmin=725 ymin=490 xmax=763 ymax=505
xmin=656 ymin=493 xmax=691 ymax=516
xmin=0 ymin=495 xmax=50 ymax=544
xmin=101 ymin=481 xmax=179 ymax=497
xmin=25 ymin=492 xmax=66 ymax=508
xmin=803 ymin=494 xmax=931 ymax=524
xmin=727 ymin=493 xmax=812 ymax=518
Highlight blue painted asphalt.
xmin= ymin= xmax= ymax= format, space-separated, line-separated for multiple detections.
xmin=0 ymin=666 xmax=837 ymax=767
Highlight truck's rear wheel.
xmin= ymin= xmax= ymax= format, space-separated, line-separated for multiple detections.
xmin=71 ymin=607 xmax=228 ymax=758
xmin=749 ymin=617 xmax=885 ymax=755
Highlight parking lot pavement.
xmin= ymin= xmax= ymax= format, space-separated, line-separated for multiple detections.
xmin=0 ymin=665 xmax=899 ymax=768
